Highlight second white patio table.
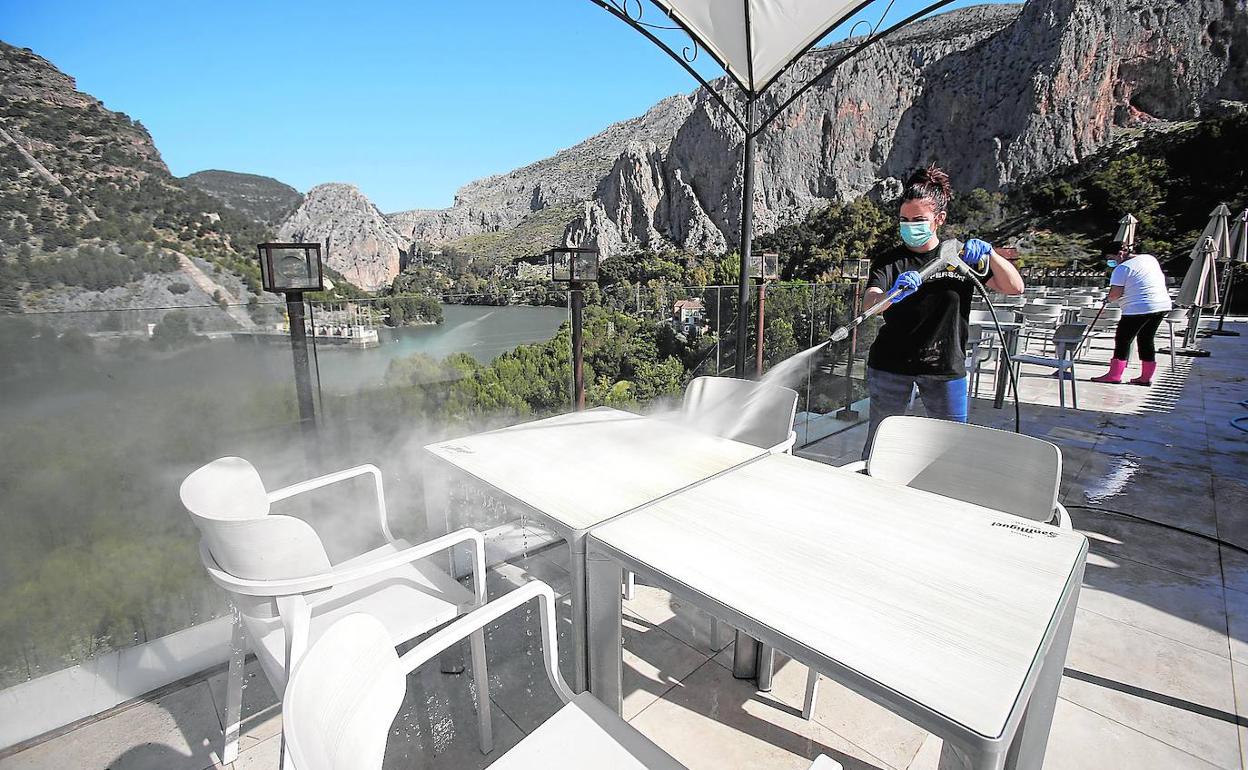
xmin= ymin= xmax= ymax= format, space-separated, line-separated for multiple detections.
xmin=585 ymin=452 xmax=1088 ymax=770
xmin=423 ymin=406 xmax=769 ymax=690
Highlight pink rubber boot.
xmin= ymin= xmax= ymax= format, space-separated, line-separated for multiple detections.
xmin=1130 ymin=361 xmax=1157 ymax=386
xmin=1092 ymin=358 xmax=1127 ymax=384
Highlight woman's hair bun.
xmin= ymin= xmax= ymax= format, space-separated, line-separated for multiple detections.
xmin=903 ymin=164 xmax=954 ymax=212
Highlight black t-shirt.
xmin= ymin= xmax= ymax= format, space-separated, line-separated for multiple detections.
xmin=865 ymin=242 xmax=991 ymax=379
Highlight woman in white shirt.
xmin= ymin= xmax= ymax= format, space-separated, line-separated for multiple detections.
xmin=1091 ymin=246 xmax=1173 ymax=385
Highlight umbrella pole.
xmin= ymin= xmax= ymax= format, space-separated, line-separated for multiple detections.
xmin=735 ymin=98 xmax=755 ymax=379
xmin=1212 ymin=264 xmax=1240 ymax=336
xmin=1176 ymin=306 xmax=1212 ymax=357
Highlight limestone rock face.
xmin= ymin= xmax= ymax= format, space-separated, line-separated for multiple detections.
xmin=278 ymin=183 xmax=407 ymax=290
xmin=565 ymin=0 xmax=1248 ymax=255
xmin=388 ymin=95 xmax=696 ymax=245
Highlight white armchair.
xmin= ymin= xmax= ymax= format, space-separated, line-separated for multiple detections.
xmin=283 ymin=580 xmax=843 ymax=770
xmin=180 ymin=457 xmax=491 ymax=764
xmin=806 ymin=417 xmax=1073 ymax=719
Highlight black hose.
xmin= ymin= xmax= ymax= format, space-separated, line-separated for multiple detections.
xmin=1232 ymin=399 xmax=1248 ymax=434
xmin=1064 ymin=503 xmax=1248 ymax=557
xmin=966 ymin=272 xmax=1022 ymax=433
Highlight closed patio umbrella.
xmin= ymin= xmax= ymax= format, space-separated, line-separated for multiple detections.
xmin=1175 ymin=236 xmax=1220 ymax=355
xmin=1213 ymin=207 xmax=1247 ymax=336
xmin=1114 ymin=213 xmax=1138 ymax=250
xmin=588 ymin=0 xmax=960 ymax=377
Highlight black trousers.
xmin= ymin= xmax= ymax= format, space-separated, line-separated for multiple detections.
xmin=1113 ymin=311 xmax=1167 ymax=362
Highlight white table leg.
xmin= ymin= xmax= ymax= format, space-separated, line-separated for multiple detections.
xmin=732 ymin=631 xmax=760 ymax=679
xmin=422 ymin=457 xmax=451 ymax=540
xmin=570 ymin=534 xmax=588 ymax=693
xmin=1004 ymin=566 xmax=1084 ymax=770
xmin=586 ymin=544 xmax=623 ymax=714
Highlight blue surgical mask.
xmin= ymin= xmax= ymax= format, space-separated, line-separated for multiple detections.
xmin=900 ymin=221 xmax=934 ymax=248
xmin=1106 ymin=260 xmax=1118 ymax=268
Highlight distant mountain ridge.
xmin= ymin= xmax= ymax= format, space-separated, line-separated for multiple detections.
xmin=314 ymin=0 xmax=1246 ymax=262
xmin=278 ymin=182 xmax=407 ymax=291
xmin=182 ymin=170 xmax=302 ymax=226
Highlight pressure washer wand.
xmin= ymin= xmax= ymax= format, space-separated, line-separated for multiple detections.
xmin=829 ymin=239 xmax=965 ymax=343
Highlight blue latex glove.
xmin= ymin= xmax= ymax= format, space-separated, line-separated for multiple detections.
xmin=890 ymin=270 xmax=922 ymax=302
xmin=962 ymin=238 xmax=992 ymax=269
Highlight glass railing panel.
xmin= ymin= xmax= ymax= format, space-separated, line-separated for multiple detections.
xmin=0 ymin=301 xmax=300 ymax=690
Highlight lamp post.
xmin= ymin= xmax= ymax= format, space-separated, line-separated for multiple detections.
xmin=550 ymin=247 xmax=600 ymax=411
xmin=258 ymin=243 xmax=324 ymax=448
xmin=750 ymin=252 xmax=779 ymax=377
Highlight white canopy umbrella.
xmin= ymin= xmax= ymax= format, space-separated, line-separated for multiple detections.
xmin=589 ymin=0 xmax=959 ymax=376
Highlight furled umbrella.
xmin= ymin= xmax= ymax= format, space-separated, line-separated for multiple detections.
xmin=1175 ymin=210 xmax=1226 ymax=356
xmin=1114 ymin=213 xmax=1138 ymax=250
xmin=1213 ymin=207 xmax=1247 ymax=336
xmin=587 ymin=0 xmax=962 ymax=377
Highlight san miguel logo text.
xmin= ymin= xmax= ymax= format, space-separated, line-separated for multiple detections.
xmin=991 ymin=521 xmax=1059 ymax=539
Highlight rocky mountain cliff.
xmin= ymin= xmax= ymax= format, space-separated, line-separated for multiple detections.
xmin=0 ymin=42 xmax=272 ymax=317
xmin=278 ymin=183 xmax=407 ymax=290
xmin=388 ymin=95 xmax=695 ymax=247
xmin=182 ymin=170 xmax=302 ymax=226
xmin=565 ymin=0 xmax=1248 ymax=255
xmin=332 ymin=0 xmax=1245 ymax=261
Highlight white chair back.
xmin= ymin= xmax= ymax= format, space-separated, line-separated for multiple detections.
xmin=1020 ymin=304 xmax=1063 ymax=322
xmin=968 ymin=310 xmax=997 ymax=326
xmin=286 ymin=581 xmax=572 ymax=770
xmin=1080 ymin=306 xmax=1121 ymax=329
xmin=284 ymin=614 xmax=405 ymax=770
xmin=1032 ymin=298 xmax=1065 ymax=306
xmin=681 ymin=376 xmax=798 ymax=451
xmin=866 ymin=416 xmax=1062 ymax=523
xmin=1064 ymin=295 xmax=1095 ymax=307
xmin=180 ymin=457 xmax=331 ymax=581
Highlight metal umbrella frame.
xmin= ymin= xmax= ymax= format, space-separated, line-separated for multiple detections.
xmin=587 ymin=0 xmax=962 ymax=377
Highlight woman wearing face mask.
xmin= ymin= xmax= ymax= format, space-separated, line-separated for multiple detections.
xmin=861 ymin=165 xmax=1025 ymax=454
xmin=1089 ymin=244 xmax=1172 ymax=385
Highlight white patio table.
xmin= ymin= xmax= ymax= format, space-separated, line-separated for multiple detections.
xmin=585 ymin=452 xmax=1088 ymax=770
xmin=423 ymin=406 xmax=769 ymax=691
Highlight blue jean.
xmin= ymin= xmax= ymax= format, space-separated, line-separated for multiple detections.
xmin=863 ymin=367 xmax=968 ymax=459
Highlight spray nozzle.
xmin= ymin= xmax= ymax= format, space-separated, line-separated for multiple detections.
xmin=829 ymin=326 xmax=849 ymax=343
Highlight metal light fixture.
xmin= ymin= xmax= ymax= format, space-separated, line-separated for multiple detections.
xmin=256 ymin=243 xmax=324 ymax=458
xmin=750 ymin=252 xmax=780 ymax=281
xmin=258 ymin=243 xmax=325 ymax=293
xmin=549 ymin=246 xmax=600 ymax=411
xmin=841 ymin=257 xmax=871 ymax=281
xmin=550 ymin=246 xmax=600 ymax=284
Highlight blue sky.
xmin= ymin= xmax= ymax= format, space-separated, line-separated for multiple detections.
xmin=2 ymin=0 xmax=1007 ymax=212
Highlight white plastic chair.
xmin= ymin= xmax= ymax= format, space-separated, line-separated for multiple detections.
xmin=180 ymin=457 xmax=491 ymax=764
xmin=1162 ymin=307 xmax=1188 ymax=369
xmin=802 ymin=417 xmax=1071 ymax=720
xmin=677 ymin=376 xmax=799 ymax=672
xmin=965 ymin=320 xmax=1000 ymax=399
xmin=284 ymin=582 xmax=838 ymax=770
xmin=680 ymin=375 xmax=799 ymax=453
xmin=1018 ymin=304 xmax=1063 ymax=353
xmin=1010 ymin=323 xmax=1088 ymax=409
xmin=1079 ymin=305 xmax=1122 ymax=352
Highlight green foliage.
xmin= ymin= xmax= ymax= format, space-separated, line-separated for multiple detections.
xmin=757 ymin=197 xmax=894 ymax=281
xmin=1087 ymin=153 xmax=1169 ymax=231
xmin=379 ymin=294 xmax=443 ymax=326
xmin=167 ymin=281 xmax=190 ymax=295
xmin=151 ymin=310 xmax=196 ymax=350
